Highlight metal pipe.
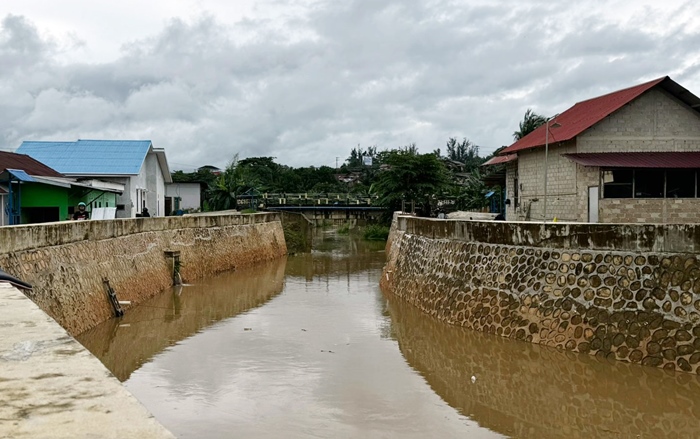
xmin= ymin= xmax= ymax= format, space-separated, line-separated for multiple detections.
xmin=543 ymin=119 xmax=550 ymax=223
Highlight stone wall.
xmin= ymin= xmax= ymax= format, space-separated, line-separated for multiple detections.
xmin=0 ymin=213 xmax=287 ymax=335
xmin=382 ymin=215 xmax=700 ymax=373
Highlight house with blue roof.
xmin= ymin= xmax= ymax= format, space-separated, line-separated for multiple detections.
xmin=17 ymin=140 xmax=172 ymax=218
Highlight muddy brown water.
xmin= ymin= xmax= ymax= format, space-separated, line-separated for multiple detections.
xmin=78 ymin=231 xmax=700 ymax=438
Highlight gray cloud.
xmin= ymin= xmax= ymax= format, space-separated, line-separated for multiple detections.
xmin=2 ymin=1 xmax=700 ymax=169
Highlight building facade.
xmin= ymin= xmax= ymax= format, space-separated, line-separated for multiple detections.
xmin=17 ymin=140 xmax=171 ymax=218
xmin=500 ymin=77 xmax=700 ymax=223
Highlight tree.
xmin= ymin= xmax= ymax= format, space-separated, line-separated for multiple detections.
xmin=373 ymin=148 xmax=451 ymax=219
xmin=454 ymin=169 xmax=490 ymax=210
xmin=205 ymin=155 xmax=241 ymax=211
xmin=445 ymin=137 xmax=484 ymax=171
xmin=513 ymin=109 xmax=546 ymax=140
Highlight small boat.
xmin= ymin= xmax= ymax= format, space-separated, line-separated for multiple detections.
xmin=0 ymin=268 xmax=32 ymax=290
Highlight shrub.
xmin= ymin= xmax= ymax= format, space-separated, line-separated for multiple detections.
xmin=363 ymin=224 xmax=389 ymax=241
xmin=337 ymin=223 xmax=351 ymax=234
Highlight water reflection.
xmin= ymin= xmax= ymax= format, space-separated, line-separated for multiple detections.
xmin=285 ymin=230 xmax=387 ymax=280
xmin=77 ymin=230 xmax=700 ymax=439
xmin=387 ymin=296 xmax=700 ymax=438
xmin=77 ymin=258 xmax=287 ymax=381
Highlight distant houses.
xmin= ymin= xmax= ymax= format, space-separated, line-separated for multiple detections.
xmin=17 ymin=140 xmax=172 ymax=218
xmin=0 ymin=151 xmax=122 ymax=225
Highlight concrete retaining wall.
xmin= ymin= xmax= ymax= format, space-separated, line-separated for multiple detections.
xmin=0 ymin=213 xmax=286 ymax=335
xmin=382 ymin=215 xmax=700 ymax=373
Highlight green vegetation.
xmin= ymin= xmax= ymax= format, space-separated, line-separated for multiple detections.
xmin=172 ymin=135 xmax=511 ymax=217
xmin=337 ymin=222 xmax=351 ymax=234
xmin=283 ymin=223 xmax=306 ymax=255
xmin=513 ymin=109 xmax=547 ymax=140
xmin=363 ymin=224 xmax=390 ymax=241
xmin=241 ymin=208 xmax=257 ymax=214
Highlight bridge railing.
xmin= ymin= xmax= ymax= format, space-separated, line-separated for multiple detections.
xmin=237 ymin=193 xmax=379 ymax=207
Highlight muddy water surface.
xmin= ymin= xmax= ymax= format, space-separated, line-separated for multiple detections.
xmin=79 ymin=232 xmax=700 ymax=438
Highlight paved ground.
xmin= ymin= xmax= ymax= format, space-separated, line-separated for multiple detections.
xmin=0 ymin=282 xmax=174 ymax=439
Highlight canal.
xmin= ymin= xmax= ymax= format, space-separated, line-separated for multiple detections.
xmin=78 ymin=231 xmax=700 ymax=438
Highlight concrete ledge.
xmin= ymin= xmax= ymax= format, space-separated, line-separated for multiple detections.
xmin=396 ymin=215 xmax=700 ymax=254
xmin=0 ymin=212 xmax=281 ymax=254
xmin=0 ymin=282 xmax=174 ymax=439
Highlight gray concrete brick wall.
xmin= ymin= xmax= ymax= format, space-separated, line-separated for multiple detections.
xmin=578 ymin=88 xmax=700 ymax=151
xmin=512 ymin=141 xmax=578 ymax=221
xmin=512 ymin=88 xmax=700 ymax=223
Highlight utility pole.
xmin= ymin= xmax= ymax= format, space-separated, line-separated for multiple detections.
xmin=336 ymin=157 xmax=339 ymax=169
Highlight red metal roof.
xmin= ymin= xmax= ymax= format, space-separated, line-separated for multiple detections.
xmin=564 ymin=152 xmax=700 ymax=168
xmin=0 ymin=151 xmax=64 ymax=177
xmin=482 ymin=154 xmax=517 ymax=166
xmin=501 ymin=77 xmax=669 ymax=154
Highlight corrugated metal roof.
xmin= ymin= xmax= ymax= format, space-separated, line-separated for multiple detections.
xmin=16 ymin=139 xmax=152 ymax=175
xmin=0 ymin=151 xmax=64 ymax=177
xmin=502 ymin=77 xmax=671 ymax=154
xmin=1 ymin=169 xmax=35 ymax=182
xmin=482 ymin=154 xmax=517 ymax=166
xmin=564 ymin=152 xmax=700 ymax=168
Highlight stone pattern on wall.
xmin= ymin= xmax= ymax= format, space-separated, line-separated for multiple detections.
xmin=0 ymin=214 xmax=286 ymax=335
xmin=388 ymin=296 xmax=700 ymax=439
xmin=382 ymin=216 xmax=700 ymax=374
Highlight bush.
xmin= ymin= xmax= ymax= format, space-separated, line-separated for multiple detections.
xmin=337 ymin=223 xmax=351 ymax=234
xmin=363 ymin=224 xmax=390 ymax=241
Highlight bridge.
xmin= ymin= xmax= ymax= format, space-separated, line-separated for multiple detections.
xmin=237 ymin=192 xmax=388 ymax=226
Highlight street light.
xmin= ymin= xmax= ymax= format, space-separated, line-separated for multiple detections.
xmin=543 ymin=115 xmax=561 ymax=223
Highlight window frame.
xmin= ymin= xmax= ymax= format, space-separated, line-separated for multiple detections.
xmin=601 ymin=168 xmax=699 ymax=199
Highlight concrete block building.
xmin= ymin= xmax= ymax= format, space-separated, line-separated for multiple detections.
xmin=496 ymin=76 xmax=700 ymax=223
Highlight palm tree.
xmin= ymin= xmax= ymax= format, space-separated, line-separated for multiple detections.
xmin=513 ymin=109 xmax=547 ymax=140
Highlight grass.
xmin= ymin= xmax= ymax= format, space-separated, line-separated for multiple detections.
xmin=363 ymin=224 xmax=390 ymax=241
xmin=241 ymin=208 xmax=257 ymax=214
xmin=337 ymin=222 xmax=351 ymax=234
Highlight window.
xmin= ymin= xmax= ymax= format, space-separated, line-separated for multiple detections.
xmin=603 ymin=168 xmax=699 ymax=199
xmin=635 ymin=169 xmax=664 ymax=198
xmin=667 ymin=169 xmax=696 ymax=198
xmin=602 ymin=169 xmax=633 ymax=198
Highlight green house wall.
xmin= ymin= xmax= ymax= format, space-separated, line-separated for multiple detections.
xmin=18 ymin=183 xmax=119 ymax=223
xmin=20 ymin=183 xmax=70 ymax=223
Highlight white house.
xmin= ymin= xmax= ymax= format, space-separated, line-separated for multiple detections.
xmin=17 ymin=140 xmax=172 ymax=218
xmin=165 ymin=182 xmax=202 ymax=214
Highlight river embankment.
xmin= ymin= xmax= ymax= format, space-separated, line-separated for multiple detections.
xmin=0 ymin=213 xmax=286 ymax=335
xmin=382 ymin=214 xmax=700 ymax=373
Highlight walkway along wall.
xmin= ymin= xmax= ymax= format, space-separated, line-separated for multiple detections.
xmin=0 ymin=213 xmax=287 ymax=335
xmin=381 ymin=215 xmax=700 ymax=373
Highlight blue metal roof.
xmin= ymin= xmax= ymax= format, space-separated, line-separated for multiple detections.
xmin=0 ymin=169 xmax=35 ymax=182
xmin=16 ymin=140 xmax=152 ymax=175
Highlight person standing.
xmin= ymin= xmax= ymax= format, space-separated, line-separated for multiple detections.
xmin=73 ymin=202 xmax=89 ymax=220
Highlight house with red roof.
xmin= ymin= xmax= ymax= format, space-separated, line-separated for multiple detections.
xmin=495 ymin=76 xmax=700 ymax=223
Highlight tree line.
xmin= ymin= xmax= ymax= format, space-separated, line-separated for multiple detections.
xmin=172 ymin=109 xmax=548 ymax=219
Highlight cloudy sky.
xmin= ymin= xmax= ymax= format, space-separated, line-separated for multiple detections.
xmin=1 ymin=0 xmax=700 ymax=170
